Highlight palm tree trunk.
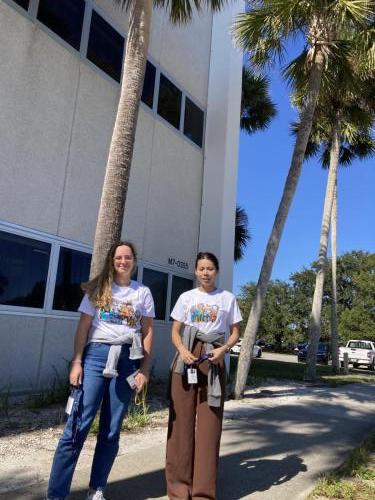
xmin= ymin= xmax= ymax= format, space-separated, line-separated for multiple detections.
xmin=234 ymin=49 xmax=325 ymax=399
xmin=330 ymin=180 xmax=339 ymax=373
xmin=90 ymin=0 xmax=153 ymax=278
xmin=305 ymin=114 xmax=341 ymax=381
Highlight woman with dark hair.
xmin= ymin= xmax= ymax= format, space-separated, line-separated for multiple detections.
xmin=166 ymin=252 xmax=242 ymax=500
xmin=47 ymin=242 xmax=154 ymax=500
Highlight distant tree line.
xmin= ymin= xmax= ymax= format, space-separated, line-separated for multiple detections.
xmin=237 ymin=251 xmax=375 ymax=347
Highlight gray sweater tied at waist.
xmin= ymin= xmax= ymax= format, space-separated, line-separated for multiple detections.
xmin=173 ymin=324 xmax=225 ymax=407
xmin=88 ymin=327 xmax=143 ymax=378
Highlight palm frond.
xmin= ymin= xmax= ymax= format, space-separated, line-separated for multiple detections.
xmin=154 ymin=0 xmax=229 ymax=23
xmin=234 ymin=205 xmax=251 ymax=262
xmin=282 ymin=49 xmax=309 ymax=90
xmin=339 ymin=145 xmax=356 ymax=165
xmin=332 ymin=0 xmax=375 ymax=28
xmin=240 ymin=66 xmax=277 ymax=134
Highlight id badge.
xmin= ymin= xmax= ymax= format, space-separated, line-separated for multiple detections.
xmin=65 ymin=395 xmax=75 ymax=415
xmin=187 ymin=368 xmax=198 ymax=384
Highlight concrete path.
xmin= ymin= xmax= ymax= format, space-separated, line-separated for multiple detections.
xmin=1 ymin=382 xmax=374 ymax=499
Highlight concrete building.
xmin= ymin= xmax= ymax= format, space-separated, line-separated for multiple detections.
xmin=0 ymin=0 xmax=242 ymax=393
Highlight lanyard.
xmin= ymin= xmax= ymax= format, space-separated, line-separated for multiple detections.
xmin=196 ymin=353 xmax=212 ymax=364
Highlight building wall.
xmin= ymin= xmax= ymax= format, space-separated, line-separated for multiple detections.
xmin=0 ymin=0 xmax=242 ymax=392
xmin=199 ymin=0 xmax=243 ymax=290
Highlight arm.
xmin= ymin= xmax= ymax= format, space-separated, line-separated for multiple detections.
xmin=171 ymin=320 xmax=198 ymax=365
xmin=134 ymin=316 xmax=153 ymax=392
xmin=209 ymin=322 xmax=240 ymax=365
xmin=70 ymin=312 xmax=93 ymax=386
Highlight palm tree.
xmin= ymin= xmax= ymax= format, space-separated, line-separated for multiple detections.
xmin=233 ymin=0 xmax=373 ymax=398
xmin=234 ymin=66 xmax=277 ymax=262
xmin=300 ymin=105 xmax=374 ymax=379
xmin=291 ymin=27 xmax=375 ymax=379
xmin=90 ymin=0 xmax=230 ymax=277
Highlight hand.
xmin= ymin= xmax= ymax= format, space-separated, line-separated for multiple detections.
xmin=178 ymin=346 xmax=198 ymax=365
xmin=134 ymin=371 xmax=148 ymax=393
xmin=69 ymin=362 xmax=83 ymax=386
xmin=209 ymin=346 xmax=226 ymax=365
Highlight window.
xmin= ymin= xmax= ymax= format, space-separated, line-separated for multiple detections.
xmin=0 ymin=231 xmax=51 ymax=308
xmin=184 ymin=97 xmax=204 ymax=147
xmin=157 ymin=74 xmax=182 ymax=129
xmin=37 ymin=0 xmax=85 ymax=51
xmin=141 ymin=61 xmax=156 ymax=108
xmin=170 ymin=276 xmax=194 ymax=312
xmin=87 ymin=10 xmax=125 ymax=82
xmin=13 ymin=0 xmax=30 ymax=10
xmin=142 ymin=268 xmax=168 ymax=320
xmin=53 ymin=247 xmax=91 ymax=312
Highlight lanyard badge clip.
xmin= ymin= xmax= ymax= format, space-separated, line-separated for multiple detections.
xmin=187 ymin=366 xmax=198 ymax=384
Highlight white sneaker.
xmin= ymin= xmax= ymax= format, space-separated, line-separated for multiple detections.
xmin=86 ymin=489 xmax=106 ymax=500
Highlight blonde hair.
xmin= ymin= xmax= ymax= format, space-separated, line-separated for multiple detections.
xmin=82 ymin=241 xmax=137 ymax=310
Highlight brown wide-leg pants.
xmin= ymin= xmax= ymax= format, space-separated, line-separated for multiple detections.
xmin=165 ymin=341 xmax=225 ymax=500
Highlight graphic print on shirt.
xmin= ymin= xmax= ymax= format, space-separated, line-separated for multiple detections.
xmin=190 ymin=303 xmax=219 ymax=323
xmin=98 ymin=299 xmax=141 ymax=327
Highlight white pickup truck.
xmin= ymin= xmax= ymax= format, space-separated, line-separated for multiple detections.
xmin=339 ymin=340 xmax=375 ymax=370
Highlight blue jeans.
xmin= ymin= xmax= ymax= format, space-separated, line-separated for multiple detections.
xmin=47 ymin=343 xmax=138 ymax=499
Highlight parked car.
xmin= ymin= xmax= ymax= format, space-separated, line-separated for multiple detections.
xmin=230 ymin=339 xmax=262 ymax=358
xmin=339 ymin=340 xmax=375 ymax=370
xmin=294 ymin=342 xmax=307 ymax=352
xmin=297 ymin=343 xmax=330 ymax=364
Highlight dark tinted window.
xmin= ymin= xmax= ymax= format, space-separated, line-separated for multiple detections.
xmin=37 ymin=0 xmax=85 ymax=51
xmin=13 ymin=0 xmax=30 ymax=10
xmin=170 ymin=276 xmax=193 ymax=312
xmin=184 ymin=97 xmax=204 ymax=147
xmin=87 ymin=10 xmax=125 ymax=82
xmin=53 ymin=247 xmax=91 ymax=312
xmin=157 ymin=74 xmax=182 ymax=129
xmin=141 ymin=61 xmax=156 ymax=108
xmin=142 ymin=268 xmax=168 ymax=320
xmin=0 ymin=231 xmax=50 ymax=308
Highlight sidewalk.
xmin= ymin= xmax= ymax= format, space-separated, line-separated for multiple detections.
xmin=1 ymin=381 xmax=374 ymax=499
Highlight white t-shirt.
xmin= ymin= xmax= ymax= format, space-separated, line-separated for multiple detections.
xmin=171 ymin=287 xmax=242 ymax=337
xmin=79 ymin=281 xmax=155 ymax=339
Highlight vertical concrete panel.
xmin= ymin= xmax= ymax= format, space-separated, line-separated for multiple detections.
xmin=37 ymin=318 xmax=77 ymax=388
xmin=199 ymin=2 xmax=243 ymax=290
xmin=0 ymin=315 xmax=45 ymax=392
xmin=56 ymin=63 xmax=119 ymax=245
xmin=0 ymin=2 xmax=79 ymax=233
xmin=142 ymin=122 xmax=203 ymax=270
xmin=157 ymin=9 xmax=212 ymax=105
xmin=122 ymin=108 xmax=156 ymax=257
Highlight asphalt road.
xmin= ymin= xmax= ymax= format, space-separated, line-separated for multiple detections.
xmin=2 ymin=381 xmax=374 ymax=500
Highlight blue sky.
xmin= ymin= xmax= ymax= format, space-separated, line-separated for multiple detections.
xmin=233 ymin=67 xmax=375 ymax=294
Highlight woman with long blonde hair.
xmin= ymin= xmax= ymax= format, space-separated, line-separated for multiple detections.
xmin=47 ymin=241 xmax=154 ymax=500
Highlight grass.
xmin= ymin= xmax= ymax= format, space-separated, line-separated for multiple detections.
xmin=26 ymin=373 xmax=70 ymax=409
xmin=308 ymin=432 xmax=375 ymax=499
xmin=229 ymin=356 xmax=375 ymax=386
xmin=0 ymin=386 xmax=11 ymax=418
xmin=90 ymin=391 xmax=151 ymax=435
